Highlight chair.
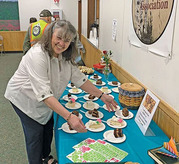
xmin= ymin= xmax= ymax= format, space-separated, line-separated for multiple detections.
xmin=0 ymin=35 xmax=5 ymax=55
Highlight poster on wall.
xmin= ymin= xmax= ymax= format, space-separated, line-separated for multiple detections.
xmin=0 ymin=0 xmax=20 ymax=31
xmin=129 ymin=0 xmax=178 ymax=58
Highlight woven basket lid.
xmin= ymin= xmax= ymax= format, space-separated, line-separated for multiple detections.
xmin=120 ymin=83 xmax=143 ymax=92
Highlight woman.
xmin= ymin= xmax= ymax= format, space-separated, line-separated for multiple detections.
xmin=4 ymin=20 xmax=117 ymax=164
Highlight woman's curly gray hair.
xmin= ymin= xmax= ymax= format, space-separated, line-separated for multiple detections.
xmin=39 ymin=20 xmax=78 ymax=64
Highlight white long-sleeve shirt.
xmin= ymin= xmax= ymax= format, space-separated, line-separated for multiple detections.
xmin=5 ymin=44 xmax=87 ymax=124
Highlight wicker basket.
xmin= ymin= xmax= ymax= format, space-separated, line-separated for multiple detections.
xmin=118 ymin=83 xmax=145 ymax=109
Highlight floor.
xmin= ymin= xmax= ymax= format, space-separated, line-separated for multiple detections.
xmin=0 ymin=53 xmax=57 ymax=164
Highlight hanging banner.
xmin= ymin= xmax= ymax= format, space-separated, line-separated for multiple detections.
xmin=129 ymin=0 xmax=177 ymax=57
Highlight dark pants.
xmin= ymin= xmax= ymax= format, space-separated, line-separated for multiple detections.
xmin=11 ymin=102 xmax=54 ymax=164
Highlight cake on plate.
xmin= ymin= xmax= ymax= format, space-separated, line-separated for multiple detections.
xmin=88 ymin=120 xmax=102 ymax=129
xmin=71 ymin=83 xmax=75 ymax=87
xmin=88 ymin=94 xmax=95 ymax=100
xmin=72 ymin=110 xmax=79 ymax=117
xmin=96 ymin=79 xmax=102 ymax=85
xmin=93 ymin=74 xmax=98 ymax=79
xmin=88 ymin=108 xmax=99 ymax=118
xmin=67 ymin=93 xmax=72 ymax=99
xmin=101 ymin=87 xmax=108 ymax=93
xmin=112 ymin=81 xmax=118 ymax=85
xmin=109 ymin=116 xmax=124 ymax=127
xmin=122 ymin=108 xmax=129 ymax=117
xmin=85 ymin=101 xmax=95 ymax=109
xmin=67 ymin=98 xmax=76 ymax=108
xmin=114 ymin=128 xmax=123 ymax=138
xmin=72 ymin=88 xmax=79 ymax=93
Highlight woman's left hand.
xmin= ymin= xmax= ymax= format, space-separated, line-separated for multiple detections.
xmin=100 ymin=94 xmax=118 ymax=112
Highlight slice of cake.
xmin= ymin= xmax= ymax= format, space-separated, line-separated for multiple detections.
xmin=96 ymin=79 xmax=102 ymax=85
xmin=114 ymin=129 xmax=123 ymax=138
xmin=88 ymin=120 xmax=103 ymax=129
xmin=93 ymin=74 xmax=98 ymax=79
xmin=101 ymin=87 xmax=108 ymax=93
xmin=88 ymin=94 xmax=95 ymax=100
xmin=71 ymin=83 xmax=75 ymax=87
xmin=67 ymin=93 xmax=72 ymax=99
xmin=122 ymin=108 xmax=129 ymax=117
xmin=72 ymin=110 xmax=79 ymax=117
xmin=67 ymin=98 xmax=76 ymax=108
xmin=88 ymin=108 xmax=99 ymax=118
xmin=72 ymin=88 xmax=79 ymax=93
xmin=85 ymin=101 xmax=95 ymax=109
xmin=110 ymin=116 xmax=124 ymax=127
xmin=112 ymin=81 xmax=118 ymax=85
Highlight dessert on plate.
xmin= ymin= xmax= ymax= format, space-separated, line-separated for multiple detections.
xmin=88 ymin=108 xmax=99 ymax=118
xmin=72 ymin=110 xmax=79 ymax=117
xmin=72 ymin=87 xmax=79 ymax=93
xmin=101 ymin=87 xmax=108 ymax=93
xmin=112 ymin=81 xmax=118 ymax=85
xmin=88 ymin=94 xmax=95 ymax=100
xmin=96 ymin=79 xmax=102 ymax=85
xmin=67 ymin=98 xmax=76 ymax=108
xmin=109 ymin=116 xmax=125 ymax=127
xmin=78 ymin=66 xmax=94 ymax=74
xmin=93 ymin=74 xmax=98 ymax=79
xmin=114 ymin=128 xmax=123 ymax=138
xmin=85 ymin=101 xmax=95 ymax=109
xmin=122 ymin=108 xmax=129 ymax=117
xmin=88 ymin=119 xmax=103 ymax=129
xmin=71 ymin=82 xmax=75 ymax=87
xmin=67 ymin=93 xmax=72 ymax=100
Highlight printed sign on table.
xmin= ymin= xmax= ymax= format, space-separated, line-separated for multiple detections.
xmin=135 ymin=89 xmax=160 ymax=136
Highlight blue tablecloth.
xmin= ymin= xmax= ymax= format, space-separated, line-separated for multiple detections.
xmin=54 ymin=71 xmax=169 ymax=164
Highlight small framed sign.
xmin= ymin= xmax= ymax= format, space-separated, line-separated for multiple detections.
xmin=135 ymin=89 xmax=160 ymax=136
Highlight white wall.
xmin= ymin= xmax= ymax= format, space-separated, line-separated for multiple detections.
xmin=58 ymin=0 xmax=78 ymax=29
xmin=18 ymin=0 xmax=78 ymax=31
xmin=18 ymin=0 xmax=51 ymax=31
xmin=81 ymin=0 xmax=88 ymax=37
xmin=18 ymin=0 xmax=179 ymax=112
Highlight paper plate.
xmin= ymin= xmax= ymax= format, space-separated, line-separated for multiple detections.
xmin=67 ymin=83 xmax=76 ymax=88
xmin=107 ymin=118 xmax=127 ymax=128
xmin=61 ymin=122 xmax=77 ymax=133
xmin=83 ymin=102 xmax=99 ymax=110
xmin=107 ymin=94 xmax=114 ymax=99
xmin=85 ymin=111 xmax=104 ymax=120
xmin=112 ymin=87 xmax=119 ymax=93
xmin=108 ymin=81 xmax=121 ymax=87
xmin=69 ymin=88 xmax=82 ymax=94
xmin=100 ymin=88 xmax=112 ymax=94
xmin=115 ymin=110 xmax=134 ymax=119
xmin=71 ymin=112 xmax=83 ymax=119
xmin=85 ymin=122 xmax=105 ymax=132
xmin=83 ymin=94 xmax=98 ymax=101
xmin=90 ymin=75 xmax=102 ymax=80
xmin=65 ymin=102 xmax=81 ymax=110
xmin=93 ymin=81 xmax=106 ymax=86
xmin=62 ymin=95 xmax=78 ymax=101
xmin=103 ymin=130 xmax=126 ymax=143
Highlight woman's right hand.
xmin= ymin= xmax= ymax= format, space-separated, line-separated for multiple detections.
xmin=67 ymin=114 xmax=87 ymax=133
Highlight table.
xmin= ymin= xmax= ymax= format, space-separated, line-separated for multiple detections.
xmin=54 ymin=71 xmax=169 ymax=164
